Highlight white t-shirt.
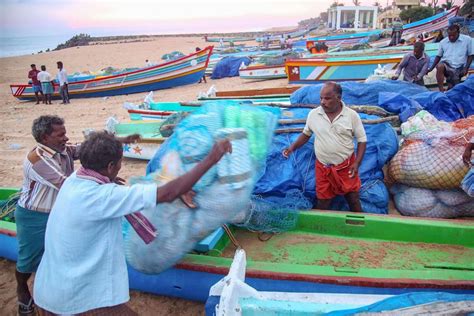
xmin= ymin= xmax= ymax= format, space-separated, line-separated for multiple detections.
xmin=57 ymin=69 xmax=68 ymax=86
xmin=303 ymin=103 xmax=367 ymax=165
xmin=37 ymin=71 xmax=52 ymax=83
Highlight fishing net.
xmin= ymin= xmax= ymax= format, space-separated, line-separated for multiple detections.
xmin=257 ymin=51 xmax=300 ymax=66
xmin=237 ymin=190 xmax=311 ymax=233
xmin=0 ymin=192 xmax=19 ymax=222
xmin=388 ymin=116 xmax=474 ymax=189
xmin=124 ymin=103 xmax=282 ymax=274
xmin=390 ymin=184 xmax=474 ymax=218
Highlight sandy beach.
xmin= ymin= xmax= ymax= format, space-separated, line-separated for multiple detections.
xmin=0 ymin=35 xmax=292 ymax=315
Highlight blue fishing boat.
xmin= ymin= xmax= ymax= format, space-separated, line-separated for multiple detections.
xmin=10 ymin=46 xmax=213 ymax=101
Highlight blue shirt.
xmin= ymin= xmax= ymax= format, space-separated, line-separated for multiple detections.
xmin=395 ymin=52 xmax=430 ymax=82
xmin=33 ymin=172 xmax=157 ymax=314
xmin=437 ymin=34 xmax=474 ymax=69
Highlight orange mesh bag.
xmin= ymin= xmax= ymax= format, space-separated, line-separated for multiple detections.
xmin=388 ymin=116 xmax=474 ymax=189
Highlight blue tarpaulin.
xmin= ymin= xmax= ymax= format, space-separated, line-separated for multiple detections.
xmin=325 ymin=292 xmax=474 ymax=315
xmin=290 ymin=81 xmax=428 ymax=106
xmin=211 ymin=56 xmax=251 ymax=79
xmin=291 ymin=78 xmax=474 ymax=122
xmin=253 ymin=108 xmax=398 ymax=214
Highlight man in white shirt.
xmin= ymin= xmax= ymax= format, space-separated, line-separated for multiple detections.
xmin=37 ymin=65 xmax=54 ymax=104
xmin=283 ymin=82 xmax=367 ymax=212
xmin=56 ymin=61 xmax=70 ymax=104
xmin=33 ymin=132 xmax=231 ymax=315
xmin=428 ymin=24 xmax=474 ymax=92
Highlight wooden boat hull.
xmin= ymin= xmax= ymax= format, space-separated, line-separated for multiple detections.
xmin=115 ymin=121 xmax=165 ymax=160
xmin=2 ymin=189 xmax=472 ymax=302
xmin=239 ymin=64 xmax=287 ymax=80
xmin=304 ymin=7 xmax=458 ymax=48
xmin=285 ymin=55 xmax=401 ymax=83
xmin=199 ymin=87 xmax=299 ymax=100
xmin=128 ymin=109 xmax=172 ymax=121
xmin=10 ymin=47 xmax=213 ymax=101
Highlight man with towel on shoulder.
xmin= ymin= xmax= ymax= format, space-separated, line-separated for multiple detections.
xmin=283 ymin=82 xmax=367 ymax=212
xmin=15 ymin=115 xmax=139 ymax=315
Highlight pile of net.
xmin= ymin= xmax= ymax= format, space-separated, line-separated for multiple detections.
xmin=256 ymin=51 xmax=301 ymax=66
xmin=124 ymin=103 xmax=280 ymax=274
xmin=388 ymin=114 xmax=474 ymax=218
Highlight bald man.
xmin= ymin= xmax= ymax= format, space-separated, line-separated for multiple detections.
xmin=283 ymin=82 xmax=367 ymax=212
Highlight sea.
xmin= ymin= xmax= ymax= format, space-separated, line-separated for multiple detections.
xmin=0 ymin=34 xmax=76 ymax=58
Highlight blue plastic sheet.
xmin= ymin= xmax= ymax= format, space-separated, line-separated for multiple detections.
xmin=325 ymin=292 xmax=474 ymax=315
xmin=291 ymin=79 xmax=474 ymax=123
xmin=253 ymin=108 xmax=398 ymax=214
xmin=290 ymin=81 xmax=428 ymax=106
xmin=211 ymin=57 xmax=251 ymax=79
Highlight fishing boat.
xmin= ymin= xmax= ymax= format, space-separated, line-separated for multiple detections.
xmin=10 ymin=47 xmax=213 ymax=101
xmin=205 ymin=37 xmax=255 ymax=43
xmin=201 ymin=87 xmax=299 ymax=99
xmin=239 ymin=64 xmax=287 ymax=80
xmin=1 ymin=186 xmax=472 ymax=303
xmin=206 ymin=249 xmax=474 ymax=315
xmin=256 ymin=25 xmax=319 ymax=42
xmin=302 ymin=7 xmax=458 ymax=48
xmin=128 ymin=109 xmax=173 ymax=121
xmin=285 ymin=43 xmax=448 ymax=84
xmin=115 ymin=121 xmax=165 ymax=160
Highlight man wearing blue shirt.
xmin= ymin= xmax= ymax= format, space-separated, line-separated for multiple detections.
xmin=428 ymin=24 xmax=474 ymax=92
xmin=33 ymin=132 xmax=231 ymax=315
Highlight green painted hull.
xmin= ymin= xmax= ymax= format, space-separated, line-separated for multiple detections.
xmin=182 ymin=212 xmax=474 ymax=288
xmin=1 ymin=188 xmax=473 ymax=292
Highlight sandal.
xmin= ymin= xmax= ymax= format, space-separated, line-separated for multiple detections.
xmin=18 ymin=298 xmax=35 ymax=315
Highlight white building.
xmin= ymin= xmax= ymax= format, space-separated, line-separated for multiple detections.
xmin=327 ymin=6 xmax=379 ymax=30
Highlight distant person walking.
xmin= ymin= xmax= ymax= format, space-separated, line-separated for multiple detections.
xmin=37 ymin=65 xmax=53 ymax=104
xmin=389 ymin=18 xmax=404 ymax=46
xmin=286 ymin=35 xmax=293 ymax=49
xmin=28 ymin=64 xmax=44 ymax=104
xmin=392 ymin=42 xmax=429 ymax=86
xmin=219 ymin=38 xmax=224 ymax=48
xmin=195 ymin=47 xmax=207 ymax=84
xmin=280 ymin=35 xmax=286 ymax=49
xmin=56 ymin=61 xmax=69 ymax=104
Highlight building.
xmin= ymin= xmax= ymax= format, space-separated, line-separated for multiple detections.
xmin=327 ymin=6 xmax=379 ymax=30
xmin=378 ymin=0 xmax=421 ymax=28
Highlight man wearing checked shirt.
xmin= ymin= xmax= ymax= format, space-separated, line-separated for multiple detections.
xmin=15 ymin=115 xmax=139 ymax=315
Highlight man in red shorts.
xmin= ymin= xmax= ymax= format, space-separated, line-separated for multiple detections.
xmin=283 ymin=82 xmax=367 ymax=212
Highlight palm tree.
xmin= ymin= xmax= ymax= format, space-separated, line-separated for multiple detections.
xmin=353 ymin=0 xmax=361 ymax=5
xmin=442 ymin=0 xmax=453 ymax=10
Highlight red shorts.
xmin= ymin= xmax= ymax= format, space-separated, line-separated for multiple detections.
xmin=315 ymin=155 xmax=361 ymax=200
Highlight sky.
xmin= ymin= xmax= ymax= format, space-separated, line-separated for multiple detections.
xmin=0 ymin=0 xmax=459 ymax=38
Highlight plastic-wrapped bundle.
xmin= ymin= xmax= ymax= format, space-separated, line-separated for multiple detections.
xmin=388 ymin=139 xmax=468 ymax=189
xmin=390 ymin=184 xmax=474 ymax=218
xmin=127 ymin=102 xmax=281 ymax=274
xmin=215 ymin=128 xmax=252 ymax=190
xmin=240 ymin=109 xmax=272 ymax=162
xmin=175 ymin=125 xmax=216 ymax=190
xmin=224 ymin=106 xmax=241 ymax=128
xmin=389 ymin=116 xmax=474 ymax=190
xmin=124 ymin=172 xmax=252 ymax=274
